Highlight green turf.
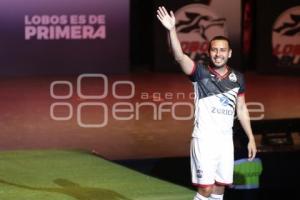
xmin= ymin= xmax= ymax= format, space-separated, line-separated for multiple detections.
xmin=0 ymin=150 xmax=194 ymax=200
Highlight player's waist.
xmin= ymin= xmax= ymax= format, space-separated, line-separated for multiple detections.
xmin=192 ymin=125 xmax=233 ymax=137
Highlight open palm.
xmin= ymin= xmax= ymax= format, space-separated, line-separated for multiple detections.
xmin=156 ymin=6 xmax=176 ymax=30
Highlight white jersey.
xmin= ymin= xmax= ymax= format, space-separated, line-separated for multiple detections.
xmin=189 ymin=63 xmax=245 ymax=138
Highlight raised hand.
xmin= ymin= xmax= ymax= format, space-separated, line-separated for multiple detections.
xmin=156 ymin=6 xmax=176 ymax=31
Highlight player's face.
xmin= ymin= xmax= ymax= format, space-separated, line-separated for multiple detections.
xmin=209 ymin=39 xmax=232 ymax=68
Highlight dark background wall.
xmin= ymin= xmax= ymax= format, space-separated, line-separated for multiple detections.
xmin=130 ymin=0 xmax=155 ymax=72
xmin=130 ymin=0 xmax=246 ymax=72
xmin=130 ymin=0 xmax=300 ymax=75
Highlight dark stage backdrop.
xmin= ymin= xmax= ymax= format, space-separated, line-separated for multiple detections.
xmin=0 ymin=0 xmax=129 ymax=75
xmin=255 ymin=0 xmax=300 ymax=74
xmin=154 ymin=0 xmax=242 ymax=72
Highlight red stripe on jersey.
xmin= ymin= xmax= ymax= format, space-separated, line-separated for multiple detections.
xmin=215 ymin=181 xmax=233 ymax=186
xmin=192 ymin=183 xmax=214 ymax=188
xmin=208 ymin=65 xmax=231 ymax=79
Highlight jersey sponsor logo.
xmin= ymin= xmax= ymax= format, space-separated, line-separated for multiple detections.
xmin=211 ymin=106 xmax=234 ymax=115
xmin=175 ymin=4 xmax=228 ymax=64
xmin=212 ymin=96 xmax=234 ymax=115
xmin=219 ymin=96 xmax=230 ymax=106
xmin=272 ymin=6 xmax=300 ymax=67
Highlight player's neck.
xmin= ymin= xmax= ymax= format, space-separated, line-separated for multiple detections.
xmin=211 ymin=65 xmax=228 ymax=76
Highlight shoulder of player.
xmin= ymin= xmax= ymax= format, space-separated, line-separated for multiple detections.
xmin=229 ymin=67 xmax=243 ymax=77
xmin=229 ymin=69 xmax=245 ymax=85
xmin=194 ymin=62 xmax=209 ymax=73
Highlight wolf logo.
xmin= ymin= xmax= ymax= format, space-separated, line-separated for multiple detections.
xmin=176 ymin=12 xmax=226 ymax=40
xmin=273 ymin=14 xmax=300 ymax=36
xmin=272 ymin=6 xmax=300 ymax=66
xmin=174 ymin=4 xmax=228 ymax=62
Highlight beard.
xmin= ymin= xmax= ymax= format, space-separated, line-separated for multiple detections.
xmin=209 ymin=56 xmax=228 ymax=68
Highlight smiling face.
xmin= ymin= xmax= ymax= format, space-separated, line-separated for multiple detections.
xmin=209 ymin=39 xmax=232 ymax=68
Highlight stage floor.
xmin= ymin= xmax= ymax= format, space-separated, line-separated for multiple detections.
xmin=0 ymin=150 xmax=194 ymax=200
xmin=0 ymin=72 xmax=299 ymax=159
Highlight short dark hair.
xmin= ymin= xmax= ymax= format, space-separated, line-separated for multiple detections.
xmin=208 ymin=35 xmax=231 ymax=51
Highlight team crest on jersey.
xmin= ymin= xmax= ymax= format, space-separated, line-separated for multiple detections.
xmin=229 ymin=72 xmax=237 ymax=82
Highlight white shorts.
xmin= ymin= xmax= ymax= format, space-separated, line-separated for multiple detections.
xmin=190 ymin=136 xmax=234 ymax=187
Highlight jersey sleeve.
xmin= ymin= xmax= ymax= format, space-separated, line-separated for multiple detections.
xmin=188 ymin=62 xmax=202 ymax=82
xmin=238 ymin=73 xmax=245 ymax=95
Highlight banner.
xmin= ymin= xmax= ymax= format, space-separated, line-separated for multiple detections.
xmin=255 ymin=0 xmax=300 ymax=74
xmin=0 ymin=0 xmax=129 ymax=75
xmin=154 ymin=0 xmax=242 ymax=72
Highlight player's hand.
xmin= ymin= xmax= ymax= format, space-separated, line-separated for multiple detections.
xmin=247 ymin=138 xmax=257 ymax=161
xmin=156 ymin=6 xmax=176 ymax=31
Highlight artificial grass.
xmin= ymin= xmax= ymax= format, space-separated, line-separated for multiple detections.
xmin=0 ymin=150 xmax=194 ymax=200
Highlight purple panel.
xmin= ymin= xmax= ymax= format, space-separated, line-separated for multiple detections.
xmin=0 ymin=0 xmax=129 ymax=75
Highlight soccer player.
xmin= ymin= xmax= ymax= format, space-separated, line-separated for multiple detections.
xmin=156 ymin=6 xmax=257 ymax=200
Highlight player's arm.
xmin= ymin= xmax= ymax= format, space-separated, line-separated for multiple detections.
xmin=236 ymin=95 xmax=257 ymax=160
xmin=156 ymin=6 xmax=194 ymax=75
